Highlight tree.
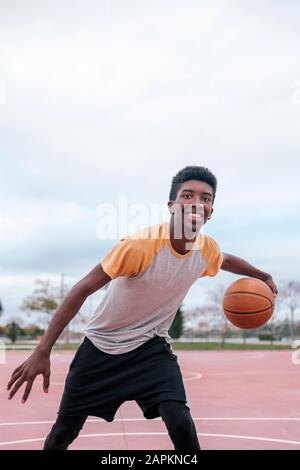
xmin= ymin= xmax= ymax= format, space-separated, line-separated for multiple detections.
xmin=169 ymin=305 xmax=184 ymax=339
xmin=21 ymin=280 xmax=59 ymax=316
xmin=25 ymin=324 xmax=45 ymax=339
xmin=279 ymin=281 xmax=300 ymax=343
xmin=6 ymin=322 xmax=19 ymax=343
xmin=0 ymin=298 xmax=3 ymax=317
xmin=20 ymin=277 xmax=70 ymax=342
xmin=184 ymin=304 xmax=214 ymax=338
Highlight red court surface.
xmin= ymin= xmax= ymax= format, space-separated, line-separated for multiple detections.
xmin=1 ymin=349 xmax=299 ymax=450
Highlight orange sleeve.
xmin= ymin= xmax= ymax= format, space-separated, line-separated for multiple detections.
xmin=100 ymin=238 xmax=152 ymax=279
xmin=200 ymin=235 xmax=223 ymax=277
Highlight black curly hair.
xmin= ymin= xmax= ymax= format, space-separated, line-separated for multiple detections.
xmin=169 ymin=166 xmax=217 ymax=202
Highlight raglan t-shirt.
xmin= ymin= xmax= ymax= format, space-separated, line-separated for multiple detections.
xmin=85 ymin=222 xmax=223 ymax=354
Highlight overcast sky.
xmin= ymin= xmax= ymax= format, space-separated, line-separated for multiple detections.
xmin=1 ymin=0 xmax=300 ymax=325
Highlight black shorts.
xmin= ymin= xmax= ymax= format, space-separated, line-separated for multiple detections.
xmin=58 ymin=336 xmax=188 ymax=422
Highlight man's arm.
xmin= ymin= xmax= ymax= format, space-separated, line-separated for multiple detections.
xmin=7 ymin=264 xmax=111 ymax=402
xmin=221 ymin=252 xmax=278 ymax=296
xmin=37 ymin=265 xmax=111 ymax=355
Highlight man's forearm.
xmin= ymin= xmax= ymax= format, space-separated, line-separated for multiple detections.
xmin=221 ymin=253 xmax=270 ymax=281
xmin=37 ymin=285 xmax=89 ymax=355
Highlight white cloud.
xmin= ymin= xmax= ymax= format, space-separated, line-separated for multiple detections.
xmin=1 ymin=0 xmax=300 ymax=321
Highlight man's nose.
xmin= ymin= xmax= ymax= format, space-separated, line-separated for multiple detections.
xmin=185 ymin=203 xmax=204 ymax=216
xmin=192 ymin=197 xmax=203 ymax=205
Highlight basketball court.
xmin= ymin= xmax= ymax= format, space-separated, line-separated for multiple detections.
xmin=1 ymin=348 xmax=299 ymax=450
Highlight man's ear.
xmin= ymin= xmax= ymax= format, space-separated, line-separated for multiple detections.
xmin=167 ymin=201 xmax=174 ymax=213
xmin=208 ymin=207 xmax=214 ymax=220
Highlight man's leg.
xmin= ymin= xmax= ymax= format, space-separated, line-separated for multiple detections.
xmin=43 ymin=415 xmax=87 ymax=450
xmin=158 ymin=401 xmax=200 ymax=450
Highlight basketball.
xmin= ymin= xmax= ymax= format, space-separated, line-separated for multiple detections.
xmin=223 ymin=277 xmax=275 ymax=329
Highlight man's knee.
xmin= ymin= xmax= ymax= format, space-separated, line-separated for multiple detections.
xmin=159 ymin=401 xmax=200 ymax=450
xmin=43 ymin=416 xmax=86 ymax=450
xmin=171 ymin=406 xmax=195 ymax=435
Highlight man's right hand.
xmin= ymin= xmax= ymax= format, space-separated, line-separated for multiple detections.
xmin=7 ymin=348 xmax=51 ymax=403
xmin=6 ymin=265 xmax=111 ymax=404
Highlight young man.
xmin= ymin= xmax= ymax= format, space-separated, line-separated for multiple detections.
xmin=7 ymin=166 xmax=277 ymax=450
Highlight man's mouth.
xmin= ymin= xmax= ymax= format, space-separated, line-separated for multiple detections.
xmin=186 ymin=213 xmax=202 ymax=221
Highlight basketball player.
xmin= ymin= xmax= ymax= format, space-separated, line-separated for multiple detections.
xmin=7 ymin=166 xmax=278 ymax=450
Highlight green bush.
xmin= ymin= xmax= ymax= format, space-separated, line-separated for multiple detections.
xmin=258 ymin=333 xmax=275 ymax=341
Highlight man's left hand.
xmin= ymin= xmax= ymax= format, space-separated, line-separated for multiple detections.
xmin=263 ymin=276 xmax=278 ymax=297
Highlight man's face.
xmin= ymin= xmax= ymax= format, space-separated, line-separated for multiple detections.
xmin=168 ymin=180 xmax=214 ymax=238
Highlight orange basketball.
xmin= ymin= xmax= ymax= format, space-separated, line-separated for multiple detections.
xmin=223 ymin=277 xmax=275 ymax=329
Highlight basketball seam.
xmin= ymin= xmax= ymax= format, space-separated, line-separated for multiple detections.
xmin=224 ymin=307 xmax=273 ymax=315
xmin=224 ymin=291 xmax=274 ymax=307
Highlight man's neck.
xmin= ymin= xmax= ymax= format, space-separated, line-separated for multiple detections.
xmin=168 ymin=219 xmax=198 ymax=255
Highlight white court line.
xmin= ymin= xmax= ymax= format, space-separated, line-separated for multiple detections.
xmin=200 ymin=417 xmax=300 ymax=421
xmin=194 ymin=352 xmax=266 ymax=360
xmin=1 ymin=416 xmax=300 ymax=426
xmin=183 ymin=371 xmax=202 ymax=381
xmin=226 ymin=353 xmax=265 ymax=360
xmin=206 ymin=370 xmax=298 ymax=377
xmin=1 ymin=432 xmax=300 ymax=447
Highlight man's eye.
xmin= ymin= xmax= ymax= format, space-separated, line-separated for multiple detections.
xmin=183 ymin=194 xmax=192 ymax=199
